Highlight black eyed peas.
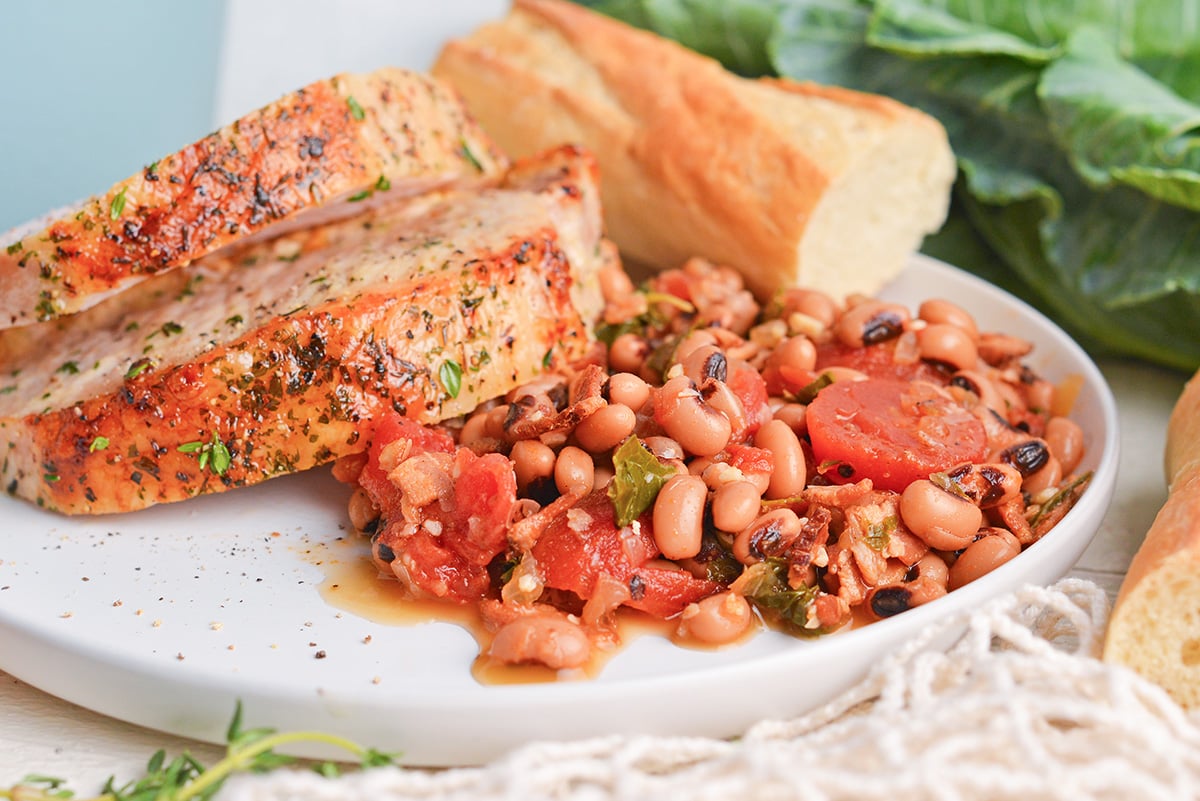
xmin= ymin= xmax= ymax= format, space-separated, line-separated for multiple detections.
xmin=834 ymin=301 xmax=911 ymax=347
xmin=899 ymin=479 xmax=983 ymax=551
xmin=917 ymin=298 xmax=979 ymax=341
xmin=574 ymin=403 xmax=637 ymax=453
xmin=733 ymin=509 xmax=803 ymax=565
xmin=609 ymin=332 xmax=650 ymax=374
xmin=1044 ymin=416 xmax=1085 ymax=474
xmin=554 ymin=445 xmax=594 ymax=497
xmin=711 ymin=480 xmax=763 ymax=533
xmin=349 ymin=254 xmax=1093 ymax=673
xmin=655 ymin=375 xmax=733 ymax=457
xmin=916 ymin=323 xmax=978 ymax=371
xmin=678 ymin=592 xmax=754 ymax=645
xmin=652 ymin=474 xmax=708 ymax=560
xmin=511 ymin=439 xmax=556 ymax=491
xmin=949 ymin=528 xmax=1021 ymax=589
xmin=488 ymin=613 xmax=591 ymax=670
xmin=607 ymin=372 xmax=651 ymax=411
xmin=753 ymin=419 xmax=807 ymax=500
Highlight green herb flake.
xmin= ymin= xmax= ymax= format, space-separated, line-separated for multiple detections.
xmin=347 ymin=190 xmax=371 ymax=202
xmin=439 ymin=359 xmax=463 ymax=399
xmin=5 ymin=241 xmax=21 ymax=256
xmin=160 ymin=321 xmax=184 ymax=337
xmin=542 ymin=347 xmax=554 ymax=369
xmin=347 ymin=96 xmax=365 ymax=121
xmin=43 ymin=473 xmax=60 ymax=483
xmin=124 ymin=358 xmax=154 ymax=379
xmin=57 ymin=361 xmax=79 ymax=375
xmin=226 ymin=314 xmax=244 ymax=327
xmin=178 ymin=430 xmax=233 ymax=477
xmin=608 ymin=436 xmax=677 ymax=527
xmin=89 ymin=436 xmax=110 ymax=453
xmin=459 ymin=139 xmax=484 ymax=171
xmin=374 ymin=174 xmax=391 ymax=192
xmin=794 ymin=372 xmax=834 ymax=405
xmin=109 ymin=187 xmax=128 ymax=220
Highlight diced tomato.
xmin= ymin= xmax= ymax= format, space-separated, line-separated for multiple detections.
xmin=443 ymin=449 xmax=518 ymax=567
xmin=533 ymin=490 xmax=721 ymax=618
xmin=627 ymin=566 xmax=720 ymax=618
xmin=720 ymin=443 xmax=774 ymax=490
xmin=726 ymin=360 xmax=771 ymax=437
xmin=386 ymin=527 xmax=492 ymax=603
xmin=806 ymin=378 xmax=987 ymax=493
xmin=357 ymin=414 xmax=455 ymax=516
xmin=815 ymin=340 xmax=950 ymax=385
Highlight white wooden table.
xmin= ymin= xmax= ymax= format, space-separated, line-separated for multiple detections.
xmin=0 ymin=358 xmax=1187 ymax=791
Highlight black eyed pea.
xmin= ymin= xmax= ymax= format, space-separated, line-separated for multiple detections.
xmin=652 ymin=474 xmax=708 ymax=560
xmin=609 ymin=332 xmax=650 ymax=375
xmin=1044 ymin=416 xmax=1085 ymax=475
xmin=866 ymin=576 xmax=948 ymax=618
xmin=574 ymin=403 xmax=637 ymax=454
xmin=833 ymin=301 xmax=910 ymax=348
xmin=488 ymin=614 xmax=591 ymax=669
xmin=917 ymin=298 xmax=979 ymax=342
xmin=511 ymin=439 xmax=556 ymax=492
xmin=779 ymin=288 xmax=840 ymax=329
xmin=677 ymin=592 xmax=754 ymax=645
xmin=656 ymin=375 xmax=732 ymax=458
xmin=681 ymin=344 xmax=728 ymax=385
xmin=916 ymin=323 xmax=979 ymax=371
xmin=711 ymin=480 xmax=763 ymax=533
xmin=754 ymin=419 xmax=807 ymax=499
xmin=733 ymin=508 xmax=803 ymax=565
xmin=348 ymin=486 xmax=380 ymax=532
xmin=607 ymin=372 xmax=651 ymax=411
xmin=554 ymin=445 xmax=594 ymax=497
xmin=899 ymin=479 xmax=983 ymax=551
xmin=949 ymin=528 xmax=1021 ymax=590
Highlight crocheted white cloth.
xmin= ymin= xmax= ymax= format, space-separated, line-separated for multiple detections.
xmin=220 ymin=579 xmax=1200 ymax=801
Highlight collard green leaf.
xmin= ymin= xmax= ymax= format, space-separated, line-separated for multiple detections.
xmin=867 ymin=0 xmax=1058 ymax=62
xmin=583 ymin=0 xmax=780 ymax=74
xmin=1039 ymin=27 xmax=1200 ymax=204
xmin=608 ymin=436 xmax=677 ymax=527
xmin=580 ymin=0 xmax=1200 ymax=370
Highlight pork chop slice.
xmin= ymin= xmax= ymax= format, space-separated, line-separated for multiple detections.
xmin=0 ymin=145 xmax=605 ymax=515
xmin=0 ymin=67 xmax=507 ymax=329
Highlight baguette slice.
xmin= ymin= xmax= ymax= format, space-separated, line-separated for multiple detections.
xmin=1104 ymin=368 xmax=1200 ymax=706
xmin=0 ymin=67 xmax=507 ymax=329
xmin=0 ymin=145 xmax=604 ymax=515
xmin=432 ymin=0 xmax=955 ymax=300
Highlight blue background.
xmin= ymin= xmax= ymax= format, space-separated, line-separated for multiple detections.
xmin=0 ymin=2 xmax=227 ymax=233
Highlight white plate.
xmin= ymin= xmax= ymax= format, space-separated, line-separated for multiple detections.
xmin=0 ymin=254 xmax=1119 ymax=766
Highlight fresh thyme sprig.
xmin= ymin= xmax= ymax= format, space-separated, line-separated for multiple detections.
xmin=2 ymin=703 xmax=396 ymax=801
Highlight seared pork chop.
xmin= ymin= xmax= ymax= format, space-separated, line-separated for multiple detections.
xmin=0 ymin=68 xmax=507 ymax=329
xmin=0 ymin=146 xmax=605 ymax=515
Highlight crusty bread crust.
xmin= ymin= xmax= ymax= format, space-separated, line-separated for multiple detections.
xmin=432 ymin=0 xmax=956 ymax=300
xmin=1105 ymin=369 xmax=1200 ymax=705
xmin=0 ymin=68 xmax=507 ymax=329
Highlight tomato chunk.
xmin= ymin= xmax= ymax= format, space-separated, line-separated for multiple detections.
xmin=815 ymin=340 xmax=950 ymax=385
xmin=533 ymin=490 xmax=721 ymax=618
xmin=806 ymin=379 xmax=987 ymax=493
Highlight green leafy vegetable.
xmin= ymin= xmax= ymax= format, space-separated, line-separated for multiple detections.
xmin=731 ymin=559 xmax=819 ymax=630
xmin=581 ymin=0 xmax=1200 ymax=370
xmin=608 ymin=435 xmax=677 ymax=527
